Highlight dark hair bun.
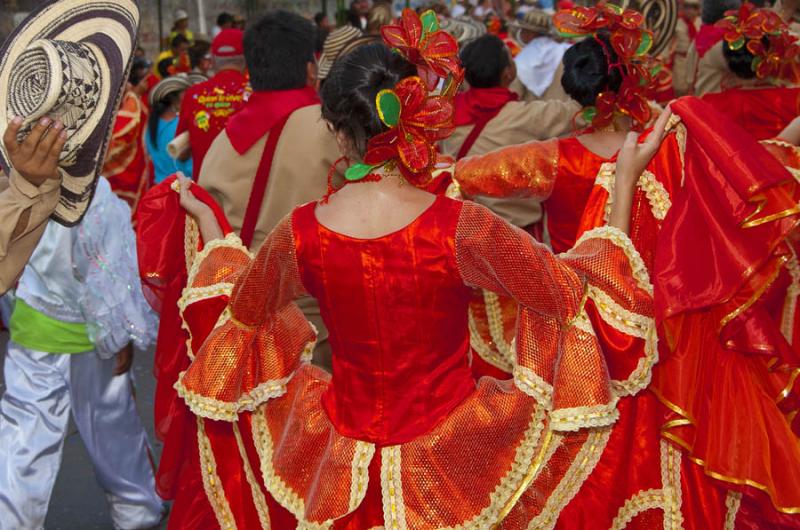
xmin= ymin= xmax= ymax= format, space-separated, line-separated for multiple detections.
xmin=722 ymin=39 xmax=758 ymax=79
xmin=561 ymin=33 xmax=623 ymax=107
xmin=321 ymin=43 xmax=416 ymax=157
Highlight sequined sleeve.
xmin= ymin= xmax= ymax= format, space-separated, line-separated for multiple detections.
xmin=454 ymin=138 xmax=559 ymax=200
xmin=176 ymin=215 xmax=317 ymax=421
xmin=455 ymin=201 xmax=654 ymax=431
xmin=77 ymin=180 xmax=158 ymax=358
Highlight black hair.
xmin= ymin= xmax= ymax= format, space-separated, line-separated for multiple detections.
xmin=217 ymin=12 xmax=234 ymax=27
xmin=561 ymin=33 xmax=624 ymax=107
xmin=189 ymin=41 xmax=211 ymax=69
xmin=702 ymin=0 xmax=741 ymax=24
xmin=148 ymin=90 xmax=183 ymax=145
xmin=460 ymin=34 xmax=511 ymax=88
xmin=314 ymin=12 xmax=327 ymax=25
xmin=171 ymin=34 xmax=190 ymax=50
xmin=321 ymin=43 xmax=416 ymax=158
xmin=129 ymin=57 xmax=149 ymax=86
xmin=723 ymin=38 xmax=761 ymax=79
xmin=244 ymin=10 xmax=316 ymax=91
xmin=156 ymin=57 xmax=173 ymax=78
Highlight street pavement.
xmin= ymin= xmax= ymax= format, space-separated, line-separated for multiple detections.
xmin=0 ymin=333 xmax=169 ymax=529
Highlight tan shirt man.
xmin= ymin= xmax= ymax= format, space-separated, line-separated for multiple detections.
xmin=0 ymin=170 xmax=61 ymax=294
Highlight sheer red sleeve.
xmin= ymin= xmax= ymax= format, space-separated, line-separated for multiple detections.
xmin=454 ymin=138 xmax=560 ymax=200
xmin=455 ymin=201 xmax=654 ymax=431
xmin=176 ymin=216 xmax=316 ymax=421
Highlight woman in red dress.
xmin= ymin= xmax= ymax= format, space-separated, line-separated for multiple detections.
xmin=699 ymin=3 xmax=800 ymax=140
xmin=464 ymin=6 xmax=661 ymax=378
xmin=456 ymin=3 xmax=800 ymax=528
xmin=160 ymin=10 xmax=663 ymax=528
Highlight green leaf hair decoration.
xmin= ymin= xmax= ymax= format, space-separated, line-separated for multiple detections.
xmin=582 ymin=106 xmax=597 ymax=124
xmin=344 ymin=162 xmax=378 ymax=181
xmin=420 ymin=9 xmax=439 ymax=36
xmin=376 ymin=89 xmax=401 ymax=127
xmin=636 ymin=32 xmax=653 ymax=56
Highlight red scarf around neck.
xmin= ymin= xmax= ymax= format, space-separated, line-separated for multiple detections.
xmin=454 ymin=87 xmax=519 ymax=127
xmin=225 ymin=86 xmax=320 ymax=155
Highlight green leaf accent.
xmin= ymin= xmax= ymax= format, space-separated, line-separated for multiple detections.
xmin=376 ymin=89 xmax=401 ymax=127
xmin=421 ymin=10 xmax=439 ymax=36
xmin=730 ymin=36 xmax=746 ymax=50
xmin=582 ymin=106 xmax=597 ymax=124
xmin=636 ymin=32 xmax=653 ymax=56
xmin=345 ymin=163 xmax=377 ymax=181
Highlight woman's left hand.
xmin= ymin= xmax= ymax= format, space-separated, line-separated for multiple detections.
xmin=177 ymin=172 xmax=224 ymax=242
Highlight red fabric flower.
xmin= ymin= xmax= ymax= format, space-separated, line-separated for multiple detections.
xmin=381 ymin=9 xmax=463 ymax=90
xmin=554 ymin=1 xmax=655 ymax=130
xmin=364 ymin=76 xmax=454 ymax=182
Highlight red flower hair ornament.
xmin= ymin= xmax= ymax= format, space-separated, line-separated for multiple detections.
xmin=342 ymin=9 xmax=461 ymax=186
xmin=716 ymin=2 xmax=800 ymax=84
xmin=381 ymin=9 xmax=463 ymax=94
xmin=553 ymin=1 xmax=656 ymax=130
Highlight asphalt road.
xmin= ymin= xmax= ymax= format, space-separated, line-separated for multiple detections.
xmin=0 ymin=333 xmax=169 ymax=529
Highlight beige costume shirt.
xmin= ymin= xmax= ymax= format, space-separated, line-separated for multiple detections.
xmin=0 ymin=170 xmax=61 ymax=294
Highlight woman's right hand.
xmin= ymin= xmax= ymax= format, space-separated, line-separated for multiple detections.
xmin=607 ymin=108 xmax=672 ymax=234
xmin=177 ymin=173 xmax=224 ymax=242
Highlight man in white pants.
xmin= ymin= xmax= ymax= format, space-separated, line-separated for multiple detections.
xmin=0 ymin=177 xmax=166 ymax=530
xmin=0 ymin=0 xmax=165 ymax=527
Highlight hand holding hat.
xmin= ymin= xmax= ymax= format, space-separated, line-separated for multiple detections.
xmin=3 ymin=116 xmax=67 ymax=187
xmin=0 ymin=0 xmax=141 ymax=226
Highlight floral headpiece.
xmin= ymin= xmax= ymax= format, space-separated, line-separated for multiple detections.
xmin=716 ymin=2 xmax=800 ymax=84
xmin=343 ymin=9 xmax=462 ymax=185
xmin=553 ymin=1 xmax=656 ymax=130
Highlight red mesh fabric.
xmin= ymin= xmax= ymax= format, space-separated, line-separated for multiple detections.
xmin=456 ymin=201 xmax=653 ymax=426
xmin=179 ymin=217 xmax=316 ymax=417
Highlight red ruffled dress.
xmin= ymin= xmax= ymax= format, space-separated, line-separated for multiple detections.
xmin=172 ymin=193 xmax=654 ymax=528
xmin=456 ymin=96 xmax=800 ymax=528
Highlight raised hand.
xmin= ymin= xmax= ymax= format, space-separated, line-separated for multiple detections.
xmin=607 ymin=108 xmax=672 ymax=234
xmin=616 ymin=108 xmax=672 ymax=191
xmin=3 ymin=117 xmax=67 ymax=186
xmin=177 ymin=172 xmax=224 ymax=242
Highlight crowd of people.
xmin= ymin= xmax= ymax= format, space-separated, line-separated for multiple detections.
xmin=1 ymin=0 xmax=800 ymax=528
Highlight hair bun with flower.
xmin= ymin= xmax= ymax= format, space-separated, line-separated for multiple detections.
xmin=716 ymin=2 xmax=800 ymax=84
xmin=344 ymin=9 xmax=462 ymax=185
xmin=554 ymin=1 xmax=656 ymax=131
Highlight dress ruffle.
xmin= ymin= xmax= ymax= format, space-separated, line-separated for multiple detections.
xmin=175 ymin=206 xmax=655 ymax=527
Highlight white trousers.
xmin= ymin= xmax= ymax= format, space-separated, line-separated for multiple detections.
xmin=0 ymin=341 xmax=164 ymax=530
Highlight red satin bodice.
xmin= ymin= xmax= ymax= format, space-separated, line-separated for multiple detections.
xmin=546 ymin=137 xmax=610 ymax=253
xmin=292 ymin=197 xmax=476 ymax=445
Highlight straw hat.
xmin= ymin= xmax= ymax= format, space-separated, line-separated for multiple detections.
xmin=148 ymin=74 xmax=193 ymax=107
xmin=338 ymin=34 xmax=382 ymax=59
xmin=440 ymin=16 xmax=487 ymax=45
xmin=509 ymin=8 xmax=554 ymax=45
xmin=0 ymin=0 xmax=140 ymax=225
xmin=318 ymin=25 xmax=363 ymax=80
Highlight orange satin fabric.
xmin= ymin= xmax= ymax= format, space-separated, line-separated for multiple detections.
xmin=701 ymin=87 xmax=800 ymax=141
